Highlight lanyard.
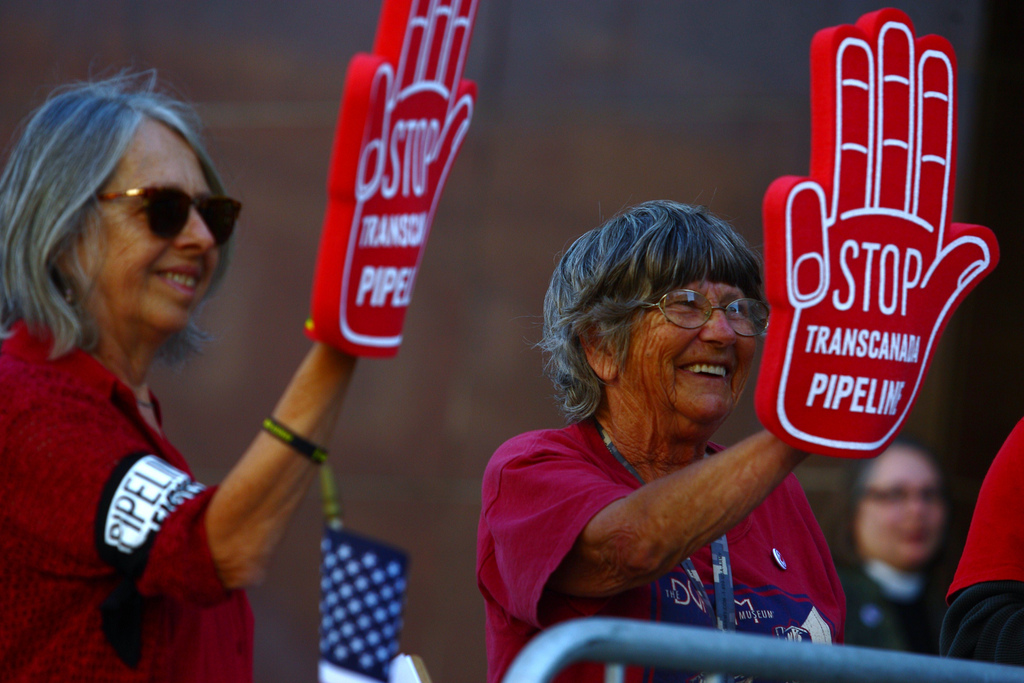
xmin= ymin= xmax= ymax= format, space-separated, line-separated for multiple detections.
xmin=596 ymin=421 xmax=736 ymax=631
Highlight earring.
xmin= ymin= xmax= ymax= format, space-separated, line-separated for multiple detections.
xmin=64 ymin=287 xmax=74 ymax=304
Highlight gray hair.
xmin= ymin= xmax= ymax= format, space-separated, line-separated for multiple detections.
xmin=0 ymin=70 xmax=233 ymax=362
xmin=540 ymin=200 xmax=764 ymax=423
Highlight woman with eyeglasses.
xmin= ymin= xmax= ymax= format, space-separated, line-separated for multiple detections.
xmin=477 ymin=200 xmax=844 ymax=683
xmin=0 ymin=74 xmax=356 ymax=682
xmin=834 ymin=440 xmax=949 ymax=654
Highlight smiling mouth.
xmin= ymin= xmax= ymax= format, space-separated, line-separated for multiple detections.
xmin=685 ymin=363 xmax=727 ymax=377
xmin=162 ymin=272 xmax=198 ymax=289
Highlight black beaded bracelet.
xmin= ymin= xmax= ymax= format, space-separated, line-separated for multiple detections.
xmin=262 ymin=416 xmax=328 ymax=464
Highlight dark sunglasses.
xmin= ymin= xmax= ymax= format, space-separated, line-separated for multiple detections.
xmin=96 ymin=187 xmax=241 ymax=246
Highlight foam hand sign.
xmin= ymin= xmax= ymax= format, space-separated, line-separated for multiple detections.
xmin=308 ymin=0 xmax=478 ymax=356
xmin=755 ymin=8 xmax=998 ymax=458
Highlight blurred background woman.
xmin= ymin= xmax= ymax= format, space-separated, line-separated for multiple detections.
xmin=836 ymin=440 xmax=949 ymax=654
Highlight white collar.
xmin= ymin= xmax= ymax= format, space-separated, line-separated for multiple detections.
xmin=863 ymin=559 xmax=925 ymax=602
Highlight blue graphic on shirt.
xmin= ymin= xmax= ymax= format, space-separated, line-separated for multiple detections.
xmin=654 ymin=567 xmax=716 ymax=628
xmin=647 ymin=573 xmax=835 ymax=682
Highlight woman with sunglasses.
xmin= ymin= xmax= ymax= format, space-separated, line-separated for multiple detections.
xmin=477 ymin=200 xmax=844 ymax=683
xmin=0 ymin=74 xmax=356 ymax=682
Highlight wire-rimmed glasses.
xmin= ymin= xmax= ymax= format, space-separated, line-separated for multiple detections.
xmin=644 ymin=289 xmax=769 ymax=337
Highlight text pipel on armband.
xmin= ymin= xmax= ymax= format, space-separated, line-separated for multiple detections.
xmin=103 ymin=455 xmax=205 ymax=555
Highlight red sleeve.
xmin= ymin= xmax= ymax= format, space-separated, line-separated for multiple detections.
xmin=479 ymin=427 xmax=635 ymax=628
xmin=136 ymin=486 xmax=231 ymax=606
xmin=3 ymin=391 xmax=230 ymax=607
xmin=92 ymin=452 xmax=232 ymax=606
xmin=1 ymin=395 xmax=189 ymax=578
xmin=948 ymin=418 xmax=1024 ymax=601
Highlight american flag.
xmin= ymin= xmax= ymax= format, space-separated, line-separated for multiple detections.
xmin=318 ymin=525 xmax=409 ymax=683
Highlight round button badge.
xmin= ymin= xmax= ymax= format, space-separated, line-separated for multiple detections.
xmin=772 ymin=548 xmax=787 ymax=570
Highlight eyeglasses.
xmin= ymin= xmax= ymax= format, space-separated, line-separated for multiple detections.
xmin=644 ymin=289 xmax=769 ymax=337
xmin=863 ymin=486 xmax=945 ymax=506
xmin=96 ymin=187 xmax=241 ymax=246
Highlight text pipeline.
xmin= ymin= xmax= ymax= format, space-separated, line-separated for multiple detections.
xmin=805 ymin=373 xmax=905 ymax=415
xmin=355 ymin=266 xmax=416 ymax=307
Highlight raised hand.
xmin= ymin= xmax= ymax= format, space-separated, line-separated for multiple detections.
xmin=755 ymin=8 xmax=998 ymax=458
xmin=308 ymin=0 xmax=478 ymax=356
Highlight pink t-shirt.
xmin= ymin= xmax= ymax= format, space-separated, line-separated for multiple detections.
xmin=477 ymin=420 xmax=844 ymax=683
xmin=948 ymin=417 xmax=1024 ymax=600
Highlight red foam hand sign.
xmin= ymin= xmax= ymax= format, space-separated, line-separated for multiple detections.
xmin=307 ymin=0 xmax=478 ymax=356
xmin=755 ymin=8 xmax=998 ymax=458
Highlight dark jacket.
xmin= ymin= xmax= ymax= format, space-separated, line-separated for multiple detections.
xmin=838 ymin=564 xmax=945 ymax=654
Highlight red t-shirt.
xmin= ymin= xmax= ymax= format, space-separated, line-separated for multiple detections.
xmin=0 ymin=322 xmax=253 ymax=682
xmin=477 ymin=421 xmax=845 ymax=683
xmin=947 ymin=417 xmax=1024 ymax=601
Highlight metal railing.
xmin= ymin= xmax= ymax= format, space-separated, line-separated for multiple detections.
xmin=501 ymin=617 xmax=1024 ymax=683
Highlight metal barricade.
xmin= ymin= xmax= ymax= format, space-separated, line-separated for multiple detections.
xmin=501 ymin=617 xmax=1024 ymax=683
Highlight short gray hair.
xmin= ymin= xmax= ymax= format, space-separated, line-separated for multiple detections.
xmin=0 ymin=70 xmax=232 ymax=361
xmin=540 ymin=200 xmax=764 ymax=422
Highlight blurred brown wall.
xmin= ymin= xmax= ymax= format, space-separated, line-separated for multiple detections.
xmin=1 ymin=2 xmax=1017 ymax=681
